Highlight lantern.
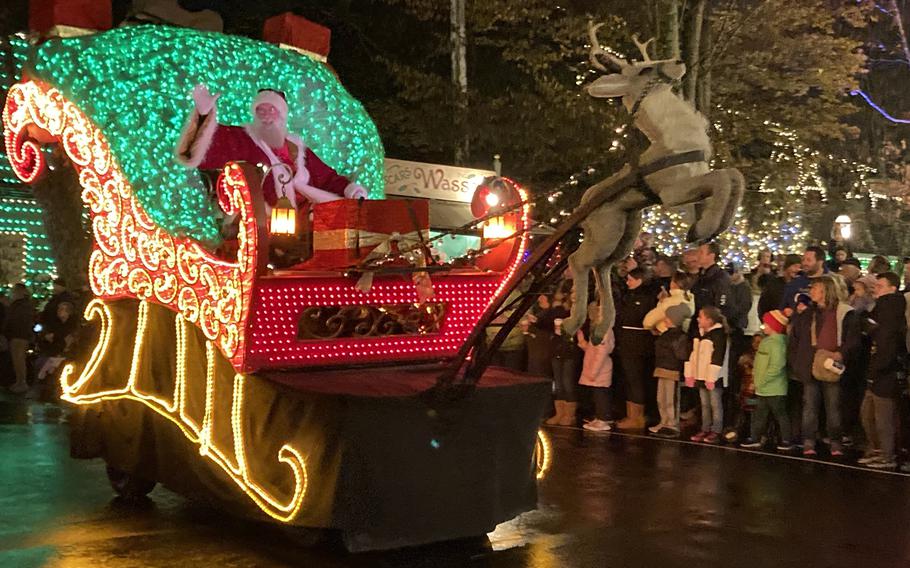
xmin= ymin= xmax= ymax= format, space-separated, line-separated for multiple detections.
xmin=471 ymin=178 xmax=517 ymax=240
xmin=832 ymin=214 xmax=852 ymax=241
xmin=270 ymin=196 xmax=297 ymax=235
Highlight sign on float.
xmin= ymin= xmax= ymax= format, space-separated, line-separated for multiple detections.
xmin=384 ymin=158 xmax=494 ymax=203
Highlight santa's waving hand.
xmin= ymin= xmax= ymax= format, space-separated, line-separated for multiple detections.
xmin=175 ymin=84 xmax=368 ymax=211
xmin=192 ymin=83 xmax=220 ymax=116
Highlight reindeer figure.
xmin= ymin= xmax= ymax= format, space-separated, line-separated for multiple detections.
xmin=563 ymin=23 xmax=745 ymax=343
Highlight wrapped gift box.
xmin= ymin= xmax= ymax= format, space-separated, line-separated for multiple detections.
xmin=30 ymin=0 xmax=112 ymax=34
xmin=306 ymin=199 xmax=429 ymax=270
xmin=263 ymin=12 xmax=332 ymax=59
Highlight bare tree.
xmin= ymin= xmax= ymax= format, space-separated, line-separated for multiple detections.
xmin=451 ymin=0 xmax=469 ymax=165
xmin=684 ymin=0 xmax=706 ymax=103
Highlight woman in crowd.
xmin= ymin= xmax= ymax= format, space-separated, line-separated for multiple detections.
xmin=643 ymin=271 xmax=696 ymax=334
xmin=614 ymin=268 xmax=658 ymax=430
xmin=543 ymin=290 xmax=581 ymax=426
xmin=525 ymin=294 xmax=554 ymax=377
xmin=788 ymin=275 xmax=861 ymax=456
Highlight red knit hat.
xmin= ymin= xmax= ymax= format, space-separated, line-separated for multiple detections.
xmin=762 ymin=310 xmax=789 ymax=334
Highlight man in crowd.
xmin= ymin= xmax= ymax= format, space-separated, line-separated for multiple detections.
xmin=681 ymin=248 xmax=700 ymax=276
xmin=692 ymin=242 xmax=732 ymax=321
xmin=859 ymin=272 xmax=906 ymax=470
xmin=758 ymin=254 xmax=801 ymax=321
xmin=901 ymin=257 xmax=910 ymax=293
xmin=3 ymin=284 xmax=35 ymax=394
xmin=782 ymin=245 xmax=827 ymax=311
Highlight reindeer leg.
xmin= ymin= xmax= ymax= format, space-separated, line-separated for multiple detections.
xmin=564 ymin=251 xmax=592 ymax=336
xmin=681 ymin=170 xmax=737 ymax=243
xmin=565 ymin=206 xmax=629 ymax=336
xmin=708 ymin=168 xmax=745 ymax=242
xmin=592 ymin=261 xmax=614 ymax=344
xmin=591 ymin=209 xmax=642 ymax=343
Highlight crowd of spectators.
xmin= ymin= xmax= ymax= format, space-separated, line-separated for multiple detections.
xmin=489 ymin=235 xmax=910 ymax=471
xmin=0 ymin=279 xmax=91 ymax=396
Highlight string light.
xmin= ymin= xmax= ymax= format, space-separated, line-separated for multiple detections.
xmin=535 ymin=429 xmax=552 ymax=480
xmin=59 ymin=299 xmax=308 ymax=522
xmin=24 ymin=25 xmax=384 ymax=244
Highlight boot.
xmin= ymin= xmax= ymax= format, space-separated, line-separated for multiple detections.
xmin=558 ymin=402 xmax=578 ymax=426
xmin=616 ymin=402 xmax=646 ymax=430
xmin=545 ymin=400 xmax=564 ymax=425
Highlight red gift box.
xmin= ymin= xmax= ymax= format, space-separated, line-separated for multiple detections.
xmin=263 ymin=12 xmax=332 ymax=59
xmin=306 ymin=199 xmax=429 ymax=270
xmin=29 ymin=0 xmax=112 ymax=34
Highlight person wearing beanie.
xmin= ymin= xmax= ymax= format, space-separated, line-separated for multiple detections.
xmin=849 ymin=274 xmax=877 ymax=314
xmin=176 ymin=85 xmax=369 ymax=213
xmin=741 ymin=310 xmax=792 ymax=451
xmin=649 ymin=303 xmax=692 ymax=437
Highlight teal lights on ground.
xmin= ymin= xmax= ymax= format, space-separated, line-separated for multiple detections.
xmin=24 ymin=25 xmax=385 ymax=244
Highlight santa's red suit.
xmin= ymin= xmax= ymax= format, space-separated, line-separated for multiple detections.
xmin=175 ymin=88 xmax=367 ymax=210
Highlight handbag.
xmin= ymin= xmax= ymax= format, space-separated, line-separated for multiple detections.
xmin=811 ymin=318 xmax=842 ymax=383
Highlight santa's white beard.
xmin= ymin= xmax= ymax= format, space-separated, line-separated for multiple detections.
xmin=250 ymin=120 xmax=288 ymax=149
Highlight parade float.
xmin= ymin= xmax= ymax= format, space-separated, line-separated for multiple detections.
xmin=4 ymin=12 xmax=741 ymax=551
xmin=3 ymin=23 xmax=552 ymax=551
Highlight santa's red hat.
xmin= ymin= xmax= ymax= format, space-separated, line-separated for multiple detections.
xmin=762 ymin=310 xmax=789 ymax=334
xmin=252 ymin=89 xmax=288 ymax=120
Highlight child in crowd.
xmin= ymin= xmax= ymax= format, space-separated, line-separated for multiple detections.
xmin=577 ymin=302 xmax=615 ymax=432
xmin=686 ymin=306 xmax=730 ymax=444
xmin=741 ymin=310 xmax=793 ymax=452
xmin=649 ymin=303 xmax=692 ymax=438
xmin=643 ymin=271 xmax=696 ymax=334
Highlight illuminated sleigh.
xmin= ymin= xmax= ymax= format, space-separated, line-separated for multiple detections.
xmin=4 ymin=79 xmax=549 ymax=550
xmin=4 ymin=80 xmax=530 ymax=374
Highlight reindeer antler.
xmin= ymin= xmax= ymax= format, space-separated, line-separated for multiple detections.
xmin=587 ymin=21 xmax=625 ymax=71
xmin=631 ymin=34 xmax=655 ymax=63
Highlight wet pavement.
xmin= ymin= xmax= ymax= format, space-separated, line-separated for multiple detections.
xmin=3 ymin=392 xmax=910 ymax=568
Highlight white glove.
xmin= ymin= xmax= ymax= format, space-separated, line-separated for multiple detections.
xmin=193 ymin=83 xmax=220 ymax=115
xmin=344 ymin=183 xmax=368 ymax=200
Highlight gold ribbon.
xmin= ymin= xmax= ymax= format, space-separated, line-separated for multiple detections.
xmin=342 ymin=229 xmax=430 ymax=294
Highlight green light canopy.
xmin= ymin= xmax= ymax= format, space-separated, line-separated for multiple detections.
xmin=25 ymin=25 xmax=385 ymax=244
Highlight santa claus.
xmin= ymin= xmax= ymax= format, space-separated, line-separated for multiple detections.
xmin=175 ymin=84 xmax=368 ymax=210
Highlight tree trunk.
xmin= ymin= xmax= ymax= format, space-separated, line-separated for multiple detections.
xmin=696 ymin=20 xmax=712 ymax=117
xmin=887 ymin=0 xmax=910 ymax=67
xmin=684 ymin=0 xmax=706 ymax=103
xmin=31 ymin=158 xmax=91 ymax=290
xmin=451 ymin=0 xmax=469 ymax=165
xmin=657 ymin=0 xmax=680 ymax=60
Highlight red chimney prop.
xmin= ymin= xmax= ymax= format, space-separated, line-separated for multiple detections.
xmin=263 ymin=12 xmax=332 ymax=60
xmin=29 ymin=0 xmax=113 ymax=35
